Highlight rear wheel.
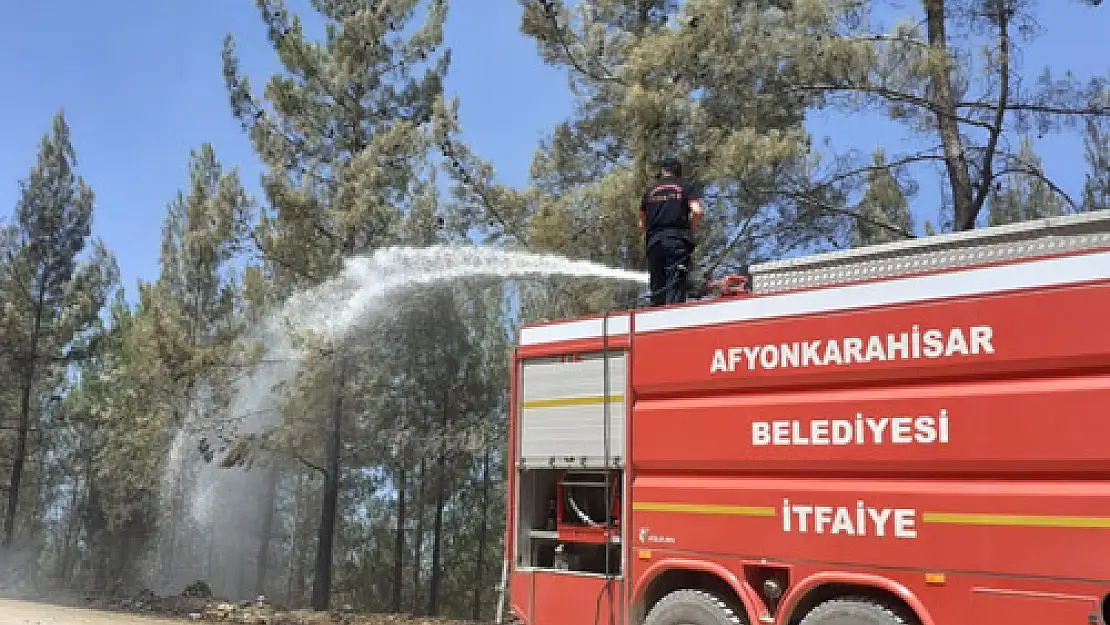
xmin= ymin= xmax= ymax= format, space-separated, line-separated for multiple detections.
xmin=643 ymin=589 xmax=746 ymax=625
xmin=798 ymin=597 xmax=908 ymax=625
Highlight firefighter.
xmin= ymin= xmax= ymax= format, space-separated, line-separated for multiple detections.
xmin=638 ymin=157 xmax=704 ymax=306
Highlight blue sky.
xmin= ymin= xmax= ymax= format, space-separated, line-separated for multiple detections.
xmin=0 ymin=1 xmax=1106 ymax=299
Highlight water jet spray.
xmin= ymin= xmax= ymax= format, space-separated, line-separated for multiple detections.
xmin=145 ymin=245 xmax=647 ymax=598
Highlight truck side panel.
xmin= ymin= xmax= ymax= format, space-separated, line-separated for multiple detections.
xmin=632 ymin=374 xmax=1110 ymax=474
xmin=509 ymin=571 xmax=624 ymax=625
xmin=627 ymin=273 xmax=1110 ymax=620
xmin=630 ymin=474 xmax=1110 ymax=581
xmin=632 ymin=278 xmax=1110 ymax=398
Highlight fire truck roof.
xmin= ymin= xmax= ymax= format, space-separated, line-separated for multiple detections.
xmin=518 ymin=210 xmax=1110 ymax=348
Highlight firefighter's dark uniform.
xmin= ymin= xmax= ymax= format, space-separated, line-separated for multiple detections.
xmin=640 ymin=174 xmax=701 ymax=306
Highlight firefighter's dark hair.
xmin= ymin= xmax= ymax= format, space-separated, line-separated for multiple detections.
xmin=660 ymin=157 xmax=682 ymax=177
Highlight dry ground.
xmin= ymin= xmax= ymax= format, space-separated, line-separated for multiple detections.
xmin=0 ymin=599 xmax=192 ymax=624
xmin=0 ymin=597 xmax=486 ymax=625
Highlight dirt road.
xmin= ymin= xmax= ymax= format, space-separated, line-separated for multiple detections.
xmin=0 ymin=599 xmax=190 ymax=625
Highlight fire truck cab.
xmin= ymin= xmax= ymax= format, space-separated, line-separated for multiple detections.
xmin=500 ymin=210 xmax=1110 ymax=625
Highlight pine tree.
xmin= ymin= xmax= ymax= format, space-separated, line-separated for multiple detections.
xmin=788 ymin=0 xmax=1108 ymax=231
xmin=505 ymin=0 xmax=847 ymax=320
xmin=0 ymin=111 xmax=118 ymax=549
xmin=852 ymin=148 xmax=915 ymax=246
xmin=987 ymin=136 xmax=1068 ymax=225
xmin=222 ymin=0 xmax=452 ymax=279
xmin=1082 ymin=118 xmax=1110 ymax=212
xmin=67 ymin=288 xmax=170 ymax=590
xmin=146 ymin=142 xmax=253 ymax=590
xmin=220 ymin=0 xmax=453 ymax=609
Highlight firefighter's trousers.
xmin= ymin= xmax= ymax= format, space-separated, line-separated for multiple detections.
xmin=647 ymin=235 xmax=692 ymax=306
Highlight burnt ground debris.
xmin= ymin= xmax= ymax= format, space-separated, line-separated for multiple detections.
xmin=2 ymin=580 xmax=488 ymax=625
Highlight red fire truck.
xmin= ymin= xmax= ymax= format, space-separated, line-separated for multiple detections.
xmin=498 ymin=210 xmax=1110 ymax=625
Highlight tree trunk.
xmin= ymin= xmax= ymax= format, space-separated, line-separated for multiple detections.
xmin=85 ymin=473 xmax=109 ymax=593
xmin=287 ymin=471 xmax=305 ymax=607
xmin=923 ymin=0 xmax=977 ymax=230
xmin=163 ymin=471 xmax=186 ymax=589
xmin=256 ymin=462 xmax=279 ymax=597
xmin=312 ymin=360 xmax=346 ymax=611
xmin=392 ymin=463 xmax=406 ymax=612
xmin=428 ymin=400 xmax=449 ymax=616
xmin=56 ymin=468 xmax=83 ymax=585
xmin=4 ymin=281 xmax=47 ymax=547
xmin=428 ymin=474 xmax=446 ymax=616
xmin=471 ymin=448 xmax=492 ymax=620
xmin=411 ymin=459 xmax=426 ymax=615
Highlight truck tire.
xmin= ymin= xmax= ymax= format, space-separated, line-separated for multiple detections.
xmin=798 ymin=597 xmax=908 ymax=625
xmin=643 ymin=589 xmax=746 ymax=625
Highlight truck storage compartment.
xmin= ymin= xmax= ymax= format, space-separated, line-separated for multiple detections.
xmin=515 ymin=468 xmax=622 ymax=576
xmin=519 ymin=352 xmax=625 ymax=469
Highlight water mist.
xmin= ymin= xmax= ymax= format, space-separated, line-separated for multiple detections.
xmin=144 ymin=245 xmax=647 ymax=599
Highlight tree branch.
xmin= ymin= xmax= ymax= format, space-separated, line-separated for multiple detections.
xmin=790 ymin=193 xmax=917 ymax=239
xmin=988 ymin=166 xmax=1080 ymax=212
xmin=440 ymin=138 xmax=522 ymax=241
xmin=295 ymin=453 xmax=328 ymax=476
xmin=971 ymin=0 xmax=1011 ymax=220
xmin=708 ymin=189 xmax=916 ymax=241
xmin=957 ymin=102 xmax=1110 ymax=116
xmin=532 ymin=0 xmax=625 ymax=86
xmin=782 ymin=83 xmax=998 ymax=132
xmin=245 ymin=226 xmax=317 ymax=282
xmin=809 ymin=149 xmax=950 ymax=192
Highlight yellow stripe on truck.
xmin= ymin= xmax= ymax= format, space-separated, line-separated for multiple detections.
xmin=922 ymin=512 xmax=1110 ymax=529
xmin=522 ymin=394 xmax=624 ymax=409
xmin=633 ymin=502 xmax=776 ymax=517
